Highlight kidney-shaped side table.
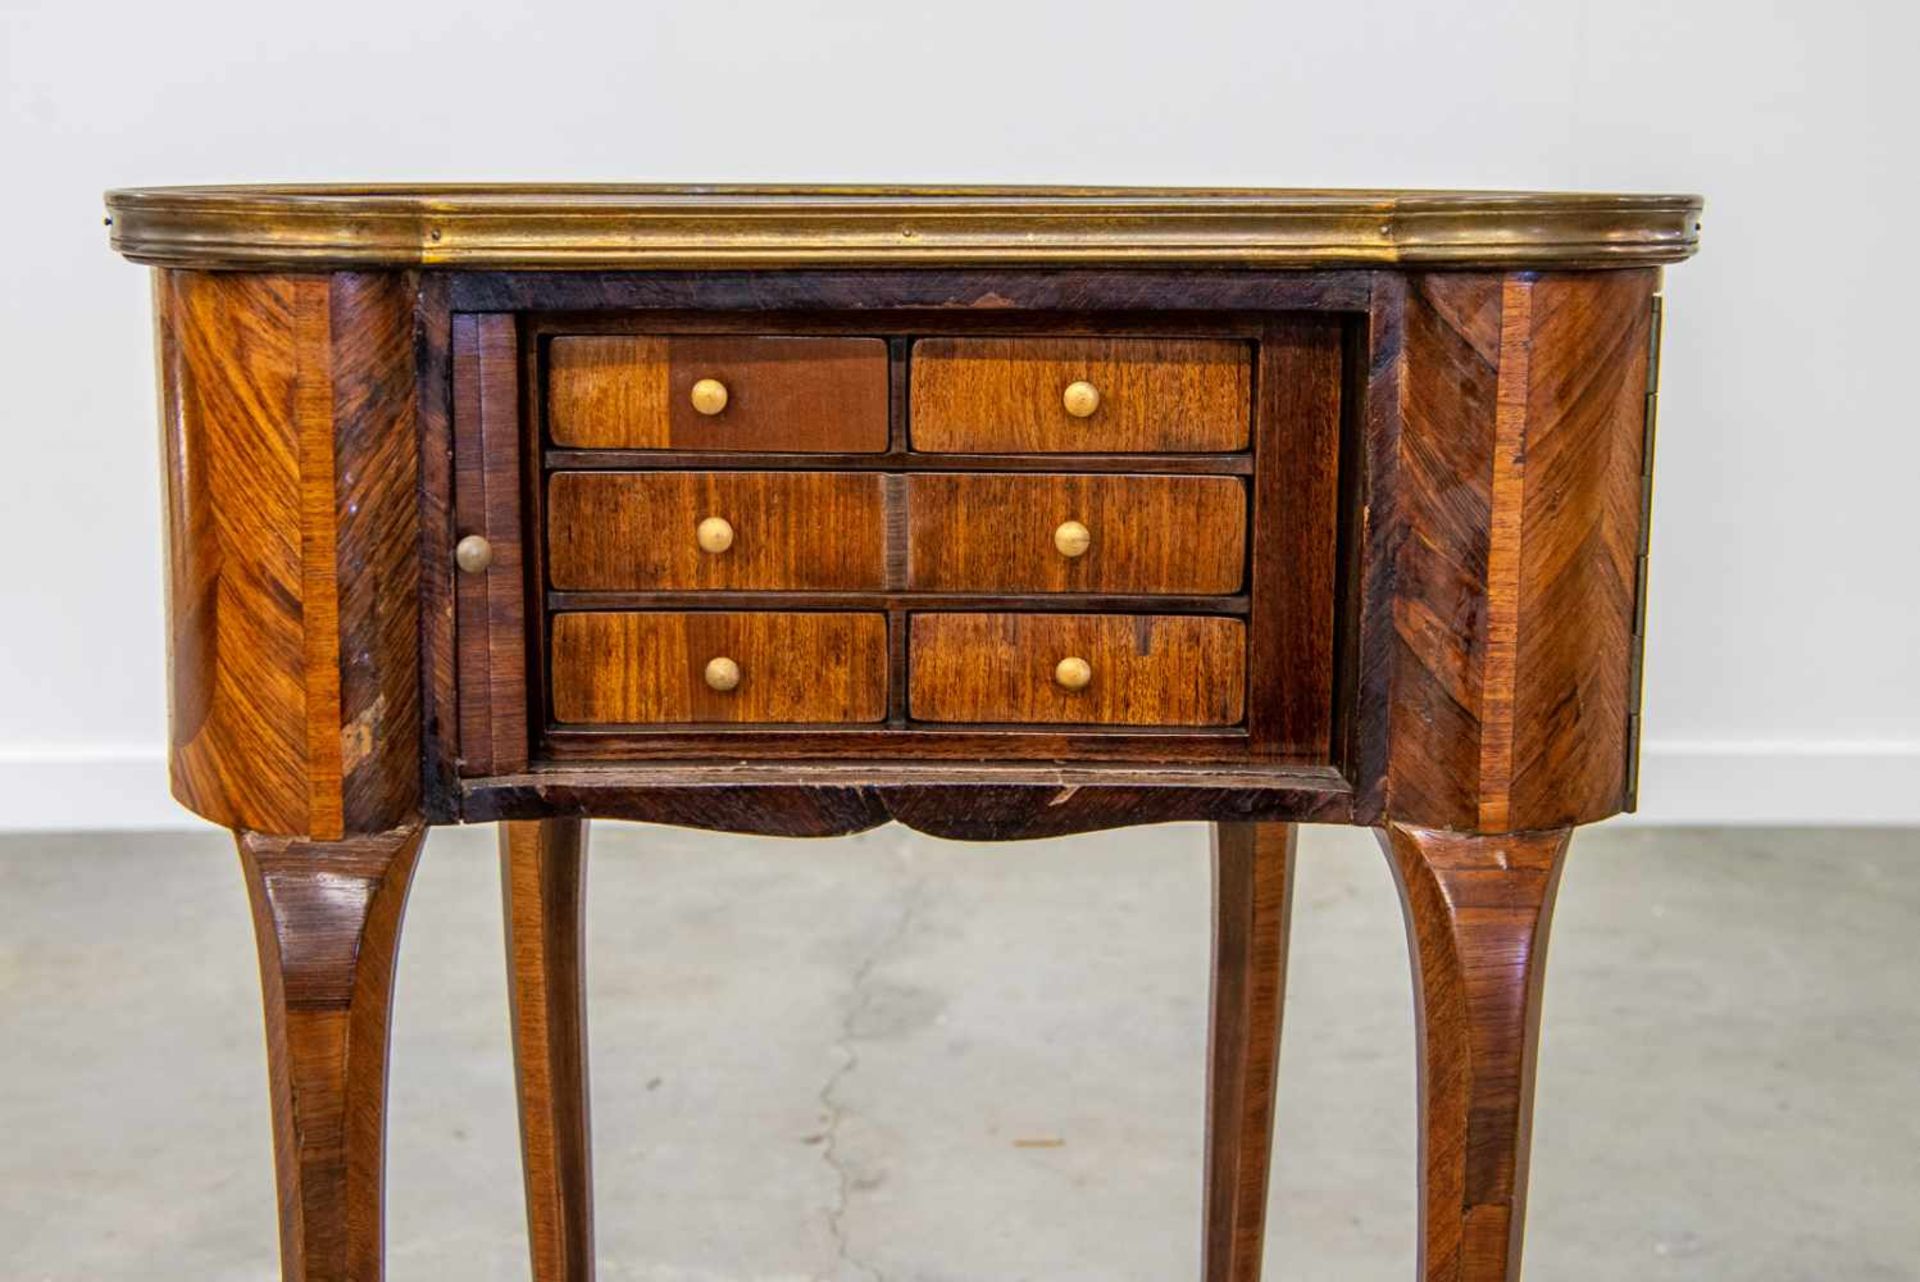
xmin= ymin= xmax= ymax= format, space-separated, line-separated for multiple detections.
xmin=105 ymin=184 xmax=1700 ymax=1282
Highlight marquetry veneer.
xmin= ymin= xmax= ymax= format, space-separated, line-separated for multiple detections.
xmin=107 ymin=184 xmax=1701 ymax=1282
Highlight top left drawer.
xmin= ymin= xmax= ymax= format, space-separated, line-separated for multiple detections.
xmin=548 ymin=335 xmax=890 ymax=452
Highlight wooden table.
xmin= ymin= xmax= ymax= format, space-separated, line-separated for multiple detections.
xmin=106 ymin=184 xmax=1700 ymax=1282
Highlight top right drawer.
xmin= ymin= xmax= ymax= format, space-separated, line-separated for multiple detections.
xmin=909 ymin=337 xmax=1252 ymax=454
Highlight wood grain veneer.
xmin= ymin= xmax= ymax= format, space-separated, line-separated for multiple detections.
xmin=550 ymin=612 xmax=888 ymax=724
xmin=910 ymin=337 xmax=1251 ymax=453
xmin=1250 ymin=317 xmax=1345 ymax=763
xmin=1383 ymin=271 xmax=1656 ymax=833
xmin=547 ymin=334 xmax=887 ymax=451
xmin=905 ymin=473 xmax=1247 ymax=595
xmin=546 ymin=471 xmax=887 ymax=592
xmin=909 ymin=613 xmax=1246 ymax=726
xmin=158 ymin=270 xmax=420 ymax=840
xmin=453 ymin=313 xmax=528 ymax=776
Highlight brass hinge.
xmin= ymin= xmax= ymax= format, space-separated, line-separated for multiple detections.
xmin=1625 ymin=294 xmax=1665 ymax=810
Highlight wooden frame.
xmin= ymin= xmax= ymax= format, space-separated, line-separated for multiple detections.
xmin=445 ymin=284 xmax=1356 ymax=780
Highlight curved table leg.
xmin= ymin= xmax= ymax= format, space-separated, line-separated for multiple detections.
xmin=237 ymin=825 xmax=426 ymax=1282
xmin=1379 ymin=823 xmax=1571 ymax=1282
xmin=503 ymin=817 xmax=595 ymax=1282
xmin=1203 ymin=820 xmax=1298 ymax=1282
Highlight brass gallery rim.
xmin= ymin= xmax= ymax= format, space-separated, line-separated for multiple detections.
xmin=104 ymin=184 xmax=1704 ymax=270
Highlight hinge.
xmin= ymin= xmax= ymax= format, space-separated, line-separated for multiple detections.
xmin=1624 ymin=294 xmax=1664 ymax=810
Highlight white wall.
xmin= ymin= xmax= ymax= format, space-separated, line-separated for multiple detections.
xmin=2 ymin=0 xmax=1914 ymax=828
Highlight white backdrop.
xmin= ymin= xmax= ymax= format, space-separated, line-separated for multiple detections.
xmin=2 ymin=0 xmax=1914 ymax=828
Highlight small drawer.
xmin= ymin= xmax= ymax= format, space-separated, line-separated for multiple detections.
xmin=547 ymin=471 xmax=886 ymax=591
xmin=548 ymin=335 xmax=889 ymax=452
xmin=550 ymin=612 xmax=888 ymax=724
xmin=907 ymin=474 xmax=1246 ymax=595
xmin=909 ymin=613 xmax=1246 ymax=726
xmin=910 ymin=337 xmax=1251 ymax=453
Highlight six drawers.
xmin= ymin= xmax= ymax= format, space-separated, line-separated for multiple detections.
xmin=550 ymin=612 xmax=888 ymax=724
xmin=906 ymin=474 xmax=1246 ymax=595
xmin=549 ymin=336 xmax=889 ymax=452
xmin=525 ymin=328 xmax=1277 ymax=750
xmin=910 ymin=337 xmax=1251 ymax=454
xmin=547 ymin=471 xmax=887 ymax=591
xmin=908 ymin=613 xmax=1246 ymax=725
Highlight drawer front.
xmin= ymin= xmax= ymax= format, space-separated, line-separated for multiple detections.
xmin=910 ymin=337 xmax=1251 ymax=453
xmin=909 ymin=614 xmax=1246 ymax=725
xmin=551 ymin=612 xmax=888 ymax=724
xmin=907 ymin=474 xmax=1246 ymax=594
xmin=548 ymin=335 xmax=889 ymax=452
xmin=547 ymin=471 xmax=887 ymax=591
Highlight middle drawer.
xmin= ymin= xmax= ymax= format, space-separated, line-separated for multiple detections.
xmin=548 ymin=471 xmax=888 ymax=591
xmin=547 ymin=471 xmax=1246 ymax=595
xmin=906 ymin=473 xmax=1245 ymax=594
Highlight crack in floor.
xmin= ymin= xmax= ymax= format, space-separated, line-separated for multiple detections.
xmin=817 ymin=844 xmax=925 ymax=1282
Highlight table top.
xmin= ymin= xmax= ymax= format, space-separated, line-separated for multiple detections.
xmin=104 ymin=184 xmax=1703 ymax=271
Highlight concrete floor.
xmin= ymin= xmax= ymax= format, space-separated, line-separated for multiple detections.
xmin=1 ymin=823 xmax=1916 ymax=1281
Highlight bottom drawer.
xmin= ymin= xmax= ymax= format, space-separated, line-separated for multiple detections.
xmin=908 ymin=613 xmax=1246 ymax=726
xmin=550 ymin=611 xmax=888 ymax=724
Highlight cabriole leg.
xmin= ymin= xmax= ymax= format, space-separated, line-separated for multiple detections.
xmin=237 ymin=825 xmax=426 ymax=1282
xmin=1203 ymin=821 xmax=1298 ymax=1282
xmin=1378 ymin=823 xmax=1572 ymax=1282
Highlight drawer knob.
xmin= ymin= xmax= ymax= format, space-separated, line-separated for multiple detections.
xmin=704 ymin=656 xmax=741 ymax=692
xmin=689 ymin=377 xmax=730 ymax=416
xmin=696 ymin=516 xmax=735 ymax=554
xmin=1062 ymin=380 xmax=1101 ymax=418
xmin=1054 ymin=656 xmax=1093 ymax=692
xmin=1053 ymin=519 xmax=1091 ymax=558
xmin=453 ymin=534 xmax=493 ymax=574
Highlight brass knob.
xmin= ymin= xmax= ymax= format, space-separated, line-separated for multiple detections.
xmin=1054 ymin=656 xmax=1092 ymax=691
xmin=454 ymin=534 xmax=493 ymax=574
xmin=696 ymin=516 xmax=734 ymax=554
xmin=1062 ymin=380 xmax=1100 ymax=418
xmin=1053 ymin=519 xmax=1091 ymax=558
xmin=704 ymin=656 xmax=741 ymax=692
xmin=689 ymin=377 xmax=730 ymax=416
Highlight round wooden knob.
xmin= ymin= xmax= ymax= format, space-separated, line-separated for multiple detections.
xmin=689 ymin=377 xmax=730 ymax=416
xmin=1054 ymin=656 xmax=1092 ymax=691
xmin=1062 ymin=380 xmax=1100 ymax=418
xmin=696 ymin=516 xmax=734 ymax=554
xmin=1053 ymin=519 xmax=1091 ymax=558
xmin=453 ymin=534 xmax=493 ymax=574
xmin=704 ymin=656 xmax=741 ymax=692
